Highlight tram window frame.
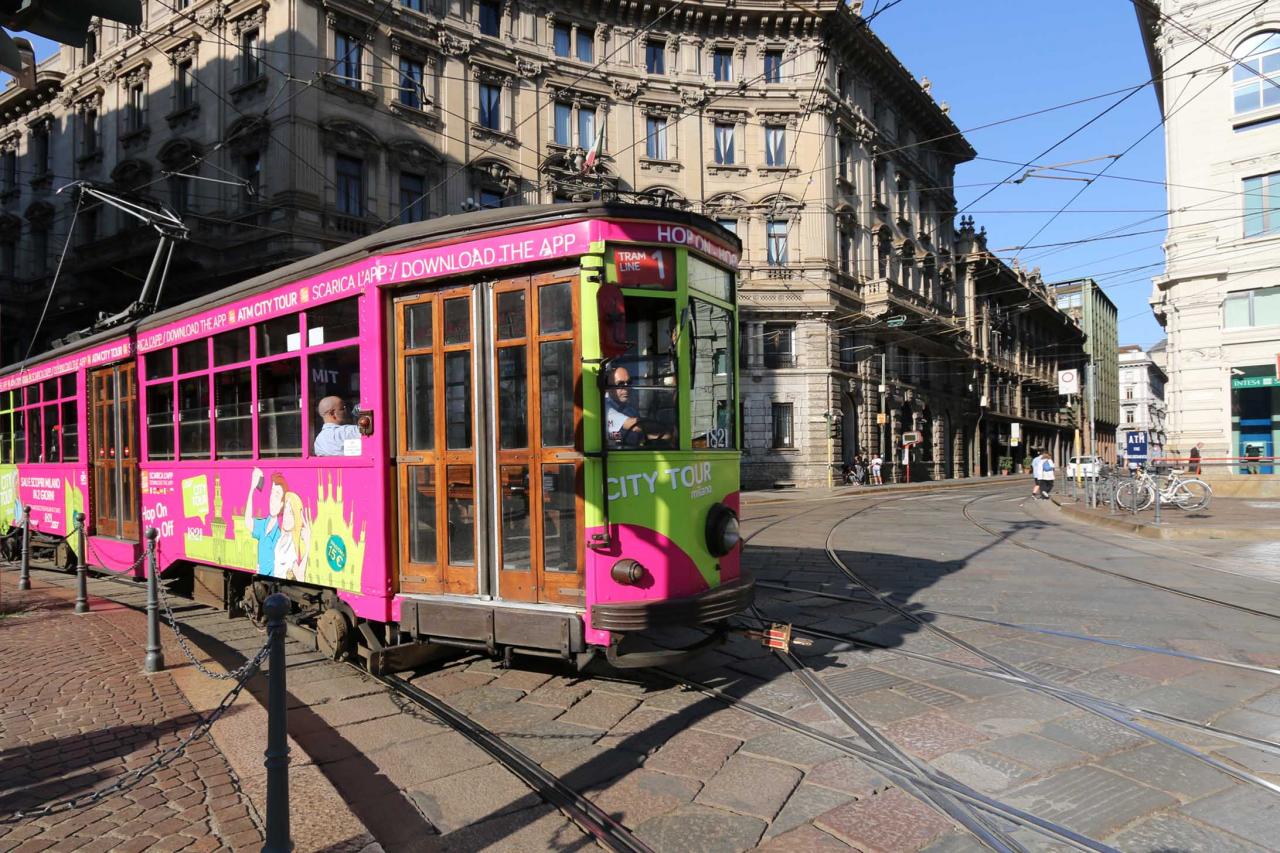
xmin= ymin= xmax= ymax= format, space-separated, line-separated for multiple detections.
xmin=1 ymin=377 xmax=80 ymax=464
xmin=689 ymin=298 xmax=736 ymax=451
xmin=0 ymin=390 xmax=14 ymax=463
xmin=140 ymin=295 xmax=364 ymax=464
xmin=603 ymin=291 xmax=679 ymax=451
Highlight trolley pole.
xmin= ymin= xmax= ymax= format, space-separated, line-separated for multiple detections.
xmin=74 ymin=512 xmax=88 ymax=614
xmin=144 ymin=528 xmax=164 ymax=674
xmin=18 ymin=505 xmax=30 ymax=591
xmin=263 ymin=592 xmax=292 ymax=853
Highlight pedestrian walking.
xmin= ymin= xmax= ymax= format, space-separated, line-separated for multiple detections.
xmin=1037 ymin=450 xmax=1056 ymax=500
xmin=870 ymin=454 xmax=883 ymax=485
xmin=1030 ymin=450 xmax=1043 ymax=498
xmin=1245 ymin=444 xmax=1262 ymax=475
xmin=1189 ymin=442 xmax=1202 ymax=476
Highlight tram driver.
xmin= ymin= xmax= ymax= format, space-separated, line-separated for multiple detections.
xmin=314 ymin=395 xmax=362 ymax=456
xmin=605 ymin=366 xmax=673 ymax=449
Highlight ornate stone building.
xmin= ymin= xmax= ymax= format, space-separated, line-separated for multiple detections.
xmin=0 ymin=0 xmax=989 ymax=486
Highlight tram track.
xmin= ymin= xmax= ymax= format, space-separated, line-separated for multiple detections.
xmin=961 ymin=493 xmax=1280 ymax=622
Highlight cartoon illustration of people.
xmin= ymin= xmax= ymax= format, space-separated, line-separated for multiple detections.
xmin=274 ymin=491 xmax=313 ymax=582
xmin=245 ymin=468 xmax=286 ymax=576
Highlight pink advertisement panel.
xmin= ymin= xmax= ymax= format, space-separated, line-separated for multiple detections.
xmin=0 ymin=337 xmax=133 ymax=393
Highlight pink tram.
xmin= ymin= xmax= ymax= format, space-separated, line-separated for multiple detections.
xmin=0 ymin=204 xmax=751 ymax=670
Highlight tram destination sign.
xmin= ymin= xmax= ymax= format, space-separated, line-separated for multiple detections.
xmin=613 ymin=247 xmax=676 ymax=289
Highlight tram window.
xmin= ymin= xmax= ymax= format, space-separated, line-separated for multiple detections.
xmin=0 ymin=402 xmax=9 ymax=465
xmin=178 ymin=376 xmax=211 ymax=459
xmin=539 ymin=339 xmax=574 ymax=448
xmin=146 ymin=384 xmax=175 ymax=460
xmin=443 ymin=297 xmax=470 ymax=345
xmin=177 ymin=341 xmax=208 ymax=375
xmin=444 ymin=351 xmax=472 ymax=449
xmin=214 ymin=328 xmax=250 ymax=366
xmin=257 ymin=359 xmax=302 ymax=457
xmin=308 ymin=345 xmax=361 ymax=455
xmin=13 ymin=408 xmax=25 ymax=463
xmin=61 ymin=400 xmax=78 ymax=462
xmin=306 ymin=297 xmax=359 ymax=345
xmin=542 ymin=463 xmax=578 ymax=572
xmin=258 ymin=315 xmax=301 ymax=357
xmin=688 ymin=256 xmax=734 ymax=303
xmin=495 ymin=290 xmax=526 ymax=340
xmin=215 ymin=368 xmax=253 ymax=459
xmin=25 ymin=384 xmax=38 ymax=406
xmin=604 ymin=297 xmax=677 ymax=450
xmin=60 ymin=374 xmax=75 ymax=398
xmin=43 ymin=404 xmax=59 ymax=463
xmin=497 ymin=346 xmax=528 ymax=449
xmin=539 ymin=282 xmax=573 ymax=334
xmin=404 ymin=303 xmax=433 ymax=349
xmin=405 ymin=354 xmax=435 ymax=451
xmin=146 ymin=349 xmax=173 ymax=381
xmin=690 ymin=300 xmax=736 ymax=450
xmin=27 ymin=407 xmax=41 ymax=462
xmin=446 ymin=465 xmax=475 ymax=566
xmin=407 ymin=466 xmax=437 ymax=564
xmin=41 ymin=378 xmax=57 ymax=402
xmin=499 ymin=465 xmax=531 ymax=571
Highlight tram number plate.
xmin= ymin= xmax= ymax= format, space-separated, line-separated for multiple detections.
xmin=707 ymin=428 xmax=730 ymax=449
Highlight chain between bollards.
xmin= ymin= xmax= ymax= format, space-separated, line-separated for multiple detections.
xmin=144 ymin=528 xmax=164 ymax=674
xmin=18 ymin=505 xmax=31 ymax=591
xmin=73 ymin=512 xmax=88 ymax=614
xmin=262 ymin=592 xmax=292 ymax=853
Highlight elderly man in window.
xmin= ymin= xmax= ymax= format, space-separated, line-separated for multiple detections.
xmin=314 ymin=395 xmax=361 ymax=456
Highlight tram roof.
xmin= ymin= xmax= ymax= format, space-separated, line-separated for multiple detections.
xmin=3 ymin=202 xmax=739 ymax=378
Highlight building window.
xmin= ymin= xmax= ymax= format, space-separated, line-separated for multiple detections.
xmin=838 ymin=136 xmax=852 ymax=184
xmin=713 ymin=122 xmax=735 ymax=165
xmin=577 ymin=108 xmax=596 ymax=149
xmin=126 ymin=84 xmax=146 ymax=132
xmin=1232 ymin=32 xmax=1280 ymax=115
xmin=240 ymin=150 xmax=261 ymax=200
xmin=175 ymin=60 xmax=195 ymax=110
xmin=478 ymin=0 xmax=501 ymax=36
xmin=84 ymin=30 xmax=97 ymax=65
xmin=713 ymin=48 xmax=733 ymax=82
xmin=1243 ymin=171 xmax=1280 ymax=237
xmin=764 ymin=50 xmax=783 ymax=84
xmin=645 ymin=41 xmax=665 ymax=75
xmin=31 ymin=226 xmax=47 ymax=274
xmin=2 ymin=150 xmax=14 ymax=191
xmin=336 ymin=32 xmax=363 ymax=87
xmin=1224 ymin=286 xmax=1280 ymax=328
xmin=716 ymin=218 xmax=736 ymax=235
xmin=401 ymin=0 xmax=425 ymax=10
xmin=839 ymin=228 xmax=854 ymax=275
xmin=398 ymin=57 xmax=424 ymax=108
xmin=766 ymin=219 xmax=788 ymax=265
xmin=81 ymin=110 xmax=99 ymax=156
xmin=771 ymin=402 xmax=794 ymax=448
xmin=763 ymin=323 xmax=795 ymax=369
xmin=896 ymin=173 xmax=911 ymax=220
xmin=553 ymin=24 xmax=571 ymax=57
xmin=241 ymin=28 xmax=262 ymax=81
xmin=576 ymin=28 xmax=594 ymax=62
xmin=764 ymin=125 xmax=786 ymax=167
xmin=335 ymin=154 xmax=363 ymax=216
xmin=554 ymin=102 xmax=572 ymax=145
xmin=479 ymin=188 xmax=503 ymax=209
xmin=645 ymin=116 xmax=668 ymax=159
xmin=169 ymin=172 xmax=193 ymax=213
xmin=479 ymin=83 xmax=502 ymax=130
xmin=399 ymin=172 xmax=426 ymax=224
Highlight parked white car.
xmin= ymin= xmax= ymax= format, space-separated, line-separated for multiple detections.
xmin=1065 ymin=456 xmax=1102 ymax=477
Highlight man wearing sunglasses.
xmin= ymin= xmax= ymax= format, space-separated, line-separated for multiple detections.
xmin=605 ymin=366 xmax=671 ymax=448
xmin=314 ymin=395 xmax=362 ymax=456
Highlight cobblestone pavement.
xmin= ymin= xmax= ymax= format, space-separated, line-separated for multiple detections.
xmin=0 ymin=574 xmax=265 ymax=852
xmin=14 ymin=480 xmax=1280 ymax=852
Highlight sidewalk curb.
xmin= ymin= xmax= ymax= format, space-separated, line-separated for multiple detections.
xmin=1052 ymin=497 xmax=1280 ymax=541
xmin=745 ymin=475 xmax=1017 ymax=505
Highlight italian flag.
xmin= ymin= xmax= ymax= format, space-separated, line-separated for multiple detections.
xmin=582 ymin=120 xmax=606 ymax=173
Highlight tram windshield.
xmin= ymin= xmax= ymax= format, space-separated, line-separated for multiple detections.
xmin=690 ymin=300 xmax=735 ymax=450
xmin=604 ymin=297 xmax=678 ymax=450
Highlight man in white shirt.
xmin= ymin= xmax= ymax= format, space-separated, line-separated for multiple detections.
xmin=1031 ymin=451 xmax=1044 ymax=498
xmin=605 ymin=366 xmax=671 ymax=448
xmin=313 ymin=396 xmax=361 ymax=456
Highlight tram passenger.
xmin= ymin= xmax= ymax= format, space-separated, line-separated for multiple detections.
xmin=605 ymin=366 xmax=672 ymax=449
xmin=314 ymin=395 xmax=361 ymax=456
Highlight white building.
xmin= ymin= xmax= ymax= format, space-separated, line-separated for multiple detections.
xmin=1117 ymin=344 xmax=1167 ymax=458
xmin=1136 ymin=1 xmax=1280 ymax=473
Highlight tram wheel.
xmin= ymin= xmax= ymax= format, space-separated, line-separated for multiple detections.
xmin=317 ymin=608 xmax=353 ymax=661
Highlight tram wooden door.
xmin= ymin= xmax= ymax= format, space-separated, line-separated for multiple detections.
xmin=392 ymin=275 xmax=583 ymax=606
xmin=89 ymin=363 xmax=139 ymax=539
xmin=490 ymin=273 xmax=584 ymax=607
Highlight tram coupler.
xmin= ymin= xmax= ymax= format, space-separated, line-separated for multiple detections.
xmin=741 ymin=623 xmax=812 ymax=653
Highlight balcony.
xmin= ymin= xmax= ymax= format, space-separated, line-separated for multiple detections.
xmin=763 ymin=352 xmax=796 ymax=369
xmin=324 ymin=212 xmax=374 ymax=237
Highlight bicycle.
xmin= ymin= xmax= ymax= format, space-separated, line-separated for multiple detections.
xmin=1116 ymin=468 xmax=1212 ymax=512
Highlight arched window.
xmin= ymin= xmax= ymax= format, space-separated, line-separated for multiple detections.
xmin=1232 ymin=31 xmax=1280 ymax=115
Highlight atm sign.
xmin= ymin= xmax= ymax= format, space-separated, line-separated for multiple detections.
xmin=613 ymin=247 xmax=676 ymax=289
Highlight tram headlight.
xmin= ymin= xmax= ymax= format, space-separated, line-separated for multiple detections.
xmin=611 ymin=559 xmax=646 ymax=585
xmin=706 ymin=503 xmax=740 ymax=557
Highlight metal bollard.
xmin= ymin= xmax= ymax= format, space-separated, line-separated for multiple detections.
xmin=262 ymin=592 xmax=292 ymax=853
xmin=1111 ymin=484 xmax=1118 ymax=515
xmin=1154 ymin=483 xmax=1162 ymax=524
xmin=144 ymin=528 xmax=164 ymax=674
xmin=18 ymin=505 xmax=31 ymax=591
xmin=74 ymin=512 xmax=88 ymax=614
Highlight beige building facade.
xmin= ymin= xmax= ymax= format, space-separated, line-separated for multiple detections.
xmin=1 ymin=0 xmax=1000 ymax=486
xmin=1136 ymin=1 xmax=1280 ymax=472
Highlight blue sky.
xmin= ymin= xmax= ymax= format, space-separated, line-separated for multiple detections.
xmin=10 ymin=9 xmax=1173 ymax=346
xmin=872 ymin=0 xmax=1170 ymax=348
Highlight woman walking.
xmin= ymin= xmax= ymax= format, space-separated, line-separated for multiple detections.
xmin=1037 ymin=450 xmax=1056 ymax=500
